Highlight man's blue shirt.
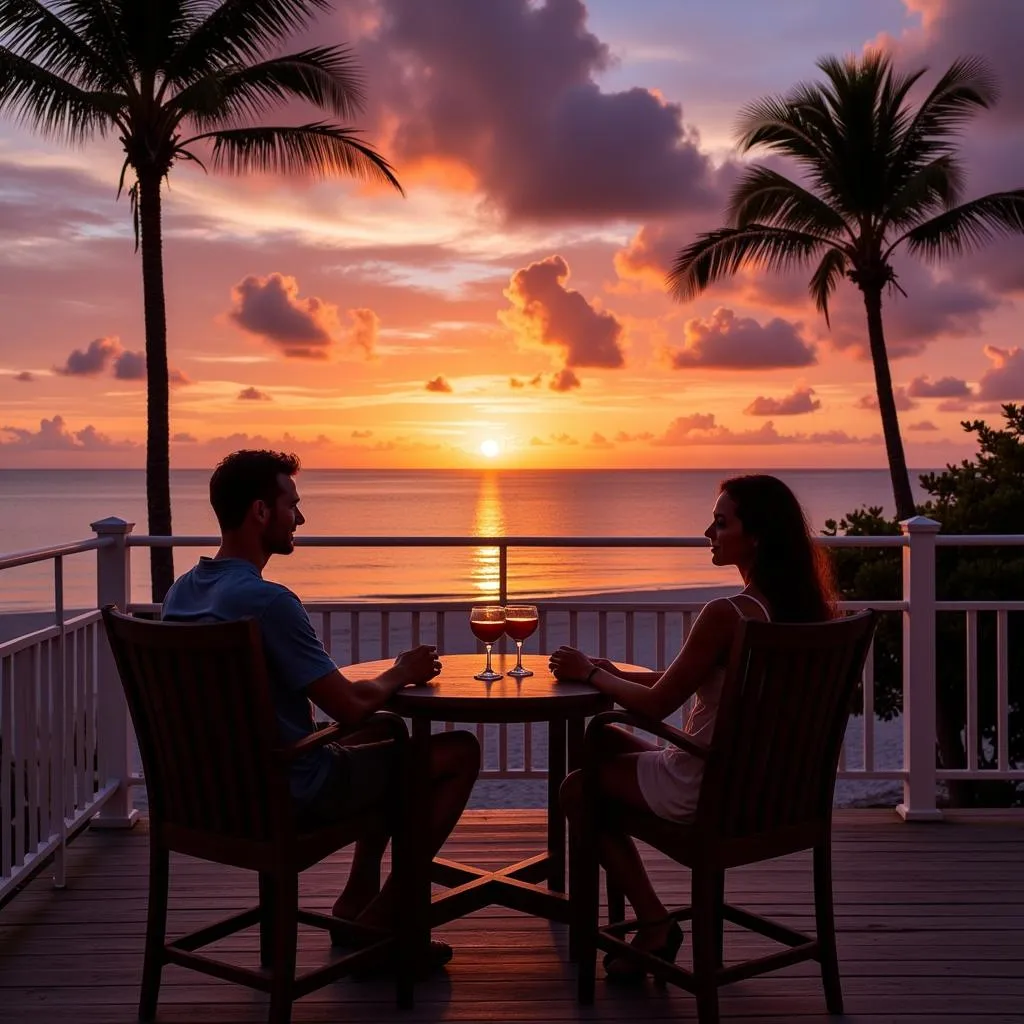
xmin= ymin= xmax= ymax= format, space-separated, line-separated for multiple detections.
xmin=162 ymin=557 xmax=336 ymax=803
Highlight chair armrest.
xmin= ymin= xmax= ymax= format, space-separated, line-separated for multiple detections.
xmin=274 ymin=710 xmax=409 ymax=762
xmin=585 ymin=709 xmax=709 ymax=762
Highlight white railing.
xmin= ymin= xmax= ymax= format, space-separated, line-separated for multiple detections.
xmin=1 ymin=515 xmax=1022 ymax=902
xmin=0 ymin=532 xmax=135 ymax=903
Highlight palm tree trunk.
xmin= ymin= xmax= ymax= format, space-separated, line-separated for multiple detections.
xmin=861 ymin=286 xmax=916 ymax=520
xmin=137 ymin=169 xmax=175 ymax=602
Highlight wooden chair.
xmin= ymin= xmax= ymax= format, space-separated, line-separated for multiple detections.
xmin=101 ymin=606 xmax=414 ymax=1024
xmin=571 ymin=609 xmax=878 ymax=1024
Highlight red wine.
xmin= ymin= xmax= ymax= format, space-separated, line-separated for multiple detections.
xmin=470 ymin=620 xmax=505 ymax=644
xmin=504 ymin=615 xmax=538 ymax=641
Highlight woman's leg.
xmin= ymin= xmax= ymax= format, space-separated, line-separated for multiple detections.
xmin=561 ymin=732 xmax=674 ymax=951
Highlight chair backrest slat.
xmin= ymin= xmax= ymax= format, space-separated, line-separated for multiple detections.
xmin=696 ymin=610 xmax=877 ymax=839
xmin=102 ymin=607 xmax=290 ymax=841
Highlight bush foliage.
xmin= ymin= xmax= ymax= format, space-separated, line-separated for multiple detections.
xmin=824 ymin=406 xmax=1024 ymax=806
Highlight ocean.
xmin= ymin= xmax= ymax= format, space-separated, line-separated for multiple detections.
xmin=0 ymin=467 xmax=930 ymax=611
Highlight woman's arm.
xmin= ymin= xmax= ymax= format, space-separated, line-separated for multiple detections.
xmin=592 ymin=658 xmax=660 ymax=686
xmin=549 ymin=599 xmax=740 ymax=720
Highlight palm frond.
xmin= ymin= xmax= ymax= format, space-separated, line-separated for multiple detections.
xmin=727 ymin=164 xmax=852 ymax=239
xmin=0 ymin=45 xmax=122 ymax=140
xmin=883 ymin=154 xmax=964 ymax=231
xmin=50 ymin=0 xmax=137 ymax=86
xmin=0 ymin=0 xmax=120 ymax=89
xmin=892 ymin=56 xmax=997 ymax=174
xmin=168 ymin=0 xmax=334 ymax=86
xmin=667 ymin=225 xmax=831 ymax=302
xmin=173 ymin=46 xmax=365 ymax=126
xmin=897 ymin=191 xmax=1024 ymax=261
xmin=184 ymin=122 xmax=403 ymax=192
xmin=734 ymin=95 xmax=828 ymax=165
xmin=808 ymin=247 xmax=849 ymax=327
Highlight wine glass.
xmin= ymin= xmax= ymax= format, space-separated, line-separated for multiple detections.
xmin=470 ymin=605 xmax=506 ymax=681
xmin=504 ymin=604 xmax=538 ymax=677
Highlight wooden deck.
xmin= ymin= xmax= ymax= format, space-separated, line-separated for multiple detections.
xmin=1 ymin=810 xmax=1022 ymax=1023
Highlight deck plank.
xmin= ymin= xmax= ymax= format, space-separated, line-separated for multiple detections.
xmin=1 ymin=810 xmax=1022 ymax=1023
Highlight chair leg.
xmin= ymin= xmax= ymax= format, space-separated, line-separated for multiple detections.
xmin=391 ymin=799 xmax=416 ymax=1009
xmin=258 ymin=872 xmax=274 ymax=968
xmin=139 ymin=842 xmax=169 ymax=1023
xmin=568 ymin=830 xmax=581 ymax=961
xmin=574 ymin=834 xmax=600 ymax=1005
xmin=691 ymin=869 xmax=721 ymax=1024
xmin=814 ymin=841 xmax=844 ymax=1015
xmin=712 ymin=870 xmax=725 ymax=969
xmin=268 ymin=873 xmax=298 ymax=1024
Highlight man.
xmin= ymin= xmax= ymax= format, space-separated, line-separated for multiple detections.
xmin=162 ymin=449 xmax=479 ymax=970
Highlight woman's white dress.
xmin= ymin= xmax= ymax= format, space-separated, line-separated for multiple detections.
xmin=635 ymin=593 xmax=771 ymax=822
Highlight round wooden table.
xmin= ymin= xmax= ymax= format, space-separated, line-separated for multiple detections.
xmin=339 ymin=653 xmax=647 ymax=928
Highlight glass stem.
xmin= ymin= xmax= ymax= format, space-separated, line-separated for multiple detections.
xmin=515 ymin=640 xmax=524 ymax=670
xmin=484 ymin=643 xmax=493 ymax=674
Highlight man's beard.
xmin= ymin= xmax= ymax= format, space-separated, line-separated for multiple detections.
xmin=263 ymin=515 xmax=294 ymax=556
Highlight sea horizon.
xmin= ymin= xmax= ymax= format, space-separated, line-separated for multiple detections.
xmin=1 ymin=466 xmax=933 ymax=612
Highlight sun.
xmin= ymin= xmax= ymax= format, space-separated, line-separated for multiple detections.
xmin=479 ymin=439 xmax=501 ymax=459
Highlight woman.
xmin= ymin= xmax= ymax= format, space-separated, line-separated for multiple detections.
xmin=551 ymin=474 xmax=837 ymax=982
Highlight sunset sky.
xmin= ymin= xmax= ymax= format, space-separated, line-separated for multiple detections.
xmin=1 ymin=0 xmax=1023 ymax=469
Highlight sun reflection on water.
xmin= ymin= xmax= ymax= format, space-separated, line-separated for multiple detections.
xmin=471 ymin=472 xmax=505 ymax=599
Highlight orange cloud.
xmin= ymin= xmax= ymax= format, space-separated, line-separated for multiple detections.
xmin=501 ymin=255 xmax=625 ymax=369
xmin=346 ymin=308 xmax=381 ymax=359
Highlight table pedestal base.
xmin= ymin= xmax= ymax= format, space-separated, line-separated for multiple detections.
xmin=429 ymin=852 xmax=570 ymax=926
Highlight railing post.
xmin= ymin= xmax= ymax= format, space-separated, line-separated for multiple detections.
xmin=90 ymin=517 xmax=139 ymax=829
xmin=897 ymin=515 xmax=942 ymax=822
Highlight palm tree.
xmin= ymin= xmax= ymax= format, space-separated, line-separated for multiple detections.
xmin=669 ymin=53 xmax=1024 ymax=520
xmin=0 ymin=0 xmax=402 ymax=599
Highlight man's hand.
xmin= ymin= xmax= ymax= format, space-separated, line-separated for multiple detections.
xmin=591 ymin=657 xmax=619 ymax=675
xmin=548 ymin=645 xmax=594 ymax=682
xmin=392 ymin=645 xmax=442 ymax=686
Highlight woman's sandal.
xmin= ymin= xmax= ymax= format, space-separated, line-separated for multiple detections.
xmin=604 ymin=915 xmax=685 ymax=985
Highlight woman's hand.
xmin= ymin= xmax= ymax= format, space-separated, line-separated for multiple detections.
xmin=548 ymin=645 xmax=594 ymax=681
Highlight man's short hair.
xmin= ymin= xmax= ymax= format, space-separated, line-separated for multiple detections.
xmin=209 ymin=450 xmax=300 ymax=531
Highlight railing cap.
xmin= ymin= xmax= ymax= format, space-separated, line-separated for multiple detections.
xmin=899 ymin=515 xmax=941 ymax=535
xmin=91 ymin=516 xmax=136 ymax=535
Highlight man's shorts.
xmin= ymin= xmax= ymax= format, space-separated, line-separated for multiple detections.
xmin=299 ymin=739 xmax=398 ymax=826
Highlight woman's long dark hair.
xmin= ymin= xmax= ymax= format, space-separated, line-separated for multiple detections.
xmin=719 ymin=475 xmax=837 ymax=623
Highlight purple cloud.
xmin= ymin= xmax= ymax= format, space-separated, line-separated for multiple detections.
xmin=113 ymin=350 xmax=146 ymax=380
xmin=744 ymin=383 xmax=821 ymax=416
xmin=229 ymin=273 xmax=338 ymax=359
xmin=653 ymin=413 xmax=877 ymax=446
xmin=0 ymin=415 xmax=136 ymax=451
xmin=856 ymin=388 xmax=917 ymax=412
xmin=358 ymin=0 xmax=723 ymax=223
xmin=906 ymin=375 xmax=973 ymax=399
xmin=238 ymin=386 xmax=272 ymax=401
xmin=54 ymin=336 xmax=121 ymax=376
xmin=668 ymin=308 xmax=815 ymax=369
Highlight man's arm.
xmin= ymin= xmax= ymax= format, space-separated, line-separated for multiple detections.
xmin=306 ymin=646 xmax=440 ymax=726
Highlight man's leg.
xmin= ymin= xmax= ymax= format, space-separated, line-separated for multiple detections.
xmin=356 ymin=729 xmax=480 ymax=927
xmin=330 ymin=722 xmax=404 ymax=922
